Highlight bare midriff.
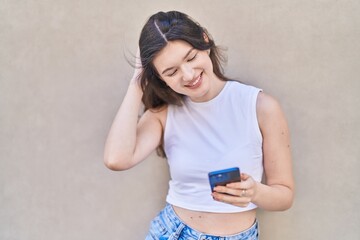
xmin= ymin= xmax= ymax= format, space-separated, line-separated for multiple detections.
xmin=172 ymin=205 xmax=256 ymax=235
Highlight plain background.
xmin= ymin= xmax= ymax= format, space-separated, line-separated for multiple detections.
xmin=1 ymin=0 xmax=359 ymax=239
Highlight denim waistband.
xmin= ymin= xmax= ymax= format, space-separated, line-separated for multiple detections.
xmin=160 ymin=204 xmax=259 ymax=240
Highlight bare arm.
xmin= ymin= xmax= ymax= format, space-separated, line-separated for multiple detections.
xmin=251 ymin=92 xmax=294 ymax=210
xmin=212 ymin=92 xmax=294 ymax=211
xmin=103 ymin=51 xmax=163 ymax=171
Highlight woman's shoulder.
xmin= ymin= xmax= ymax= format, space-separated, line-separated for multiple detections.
xmin=256 ymin=92 xmax=282 ymax=114
xmin=256 ymin=92 xmax=285 ymax=129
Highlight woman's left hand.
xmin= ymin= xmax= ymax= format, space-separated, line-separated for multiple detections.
xmin=212 ymin=173 xmax=258 ymax=208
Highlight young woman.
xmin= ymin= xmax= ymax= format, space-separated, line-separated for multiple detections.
xmin=104 ymin=11 xmax=294 ymax=240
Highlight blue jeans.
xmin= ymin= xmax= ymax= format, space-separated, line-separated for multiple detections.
xmin=145 ymin=204 xmax=259 ymax=240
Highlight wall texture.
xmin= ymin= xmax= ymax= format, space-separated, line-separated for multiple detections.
xmin=1 ymin=0 xmax=359 ymax=239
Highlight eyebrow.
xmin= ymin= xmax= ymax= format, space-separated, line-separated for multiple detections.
xmin=161 ymin=48 xmax=195 ymax=75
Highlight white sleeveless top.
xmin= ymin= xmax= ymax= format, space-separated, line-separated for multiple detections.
xmin=164 ymin=81 xmax=263 ymax=213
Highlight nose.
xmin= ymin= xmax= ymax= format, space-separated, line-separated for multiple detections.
xmin=181 ymin=64 xmax=195 ymax=82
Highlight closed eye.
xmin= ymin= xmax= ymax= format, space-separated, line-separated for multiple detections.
xmin=187 ymin=53 xmax=197 ymax=62
xmin=168 ymin=69 xmax=177 ymax=77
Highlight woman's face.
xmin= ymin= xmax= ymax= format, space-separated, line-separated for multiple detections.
xmin=153 ymin=40 xmax=221 ymax=102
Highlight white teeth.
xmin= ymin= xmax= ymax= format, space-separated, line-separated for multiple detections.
xmin=187 ymin=73 xmax=202 ymax=87
xmin=190 ymin=77 xmax=200 ymax=86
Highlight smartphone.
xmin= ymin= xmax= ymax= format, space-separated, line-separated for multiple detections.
xmin=208 ymin=167 xmax=241 ymax=192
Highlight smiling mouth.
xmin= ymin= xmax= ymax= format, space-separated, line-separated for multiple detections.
xmin=185 ymin=72 xmax=203 ymax=88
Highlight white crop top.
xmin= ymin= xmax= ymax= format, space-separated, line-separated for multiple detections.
xmin=164 ymin=81 xmax=263 ymax=213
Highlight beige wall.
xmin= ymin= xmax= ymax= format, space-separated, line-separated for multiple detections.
xmin=1 ymin=0 xmax=359 ymax=239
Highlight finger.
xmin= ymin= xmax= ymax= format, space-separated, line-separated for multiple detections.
xmin=214 ymin=186 xmax=241 ymax=196
xmin=226 ymin=180 xmax=252 ymax=190
xmin=214 ymin=186 xmax=254 ymax=199
xmin=134 ymin=47 xmax=142 ymax=68
xmin=226 ymin=181 xmax=246 ymax=189
xmin=241 ymin=173 xmax=250 ymax=181
xmin=212 ymin=192 xmax=251 ymax=207
xmin=131 ymin=47 xmax=144 ymax=83
xmin=225 ymin=181 xmax=242 ymax=189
